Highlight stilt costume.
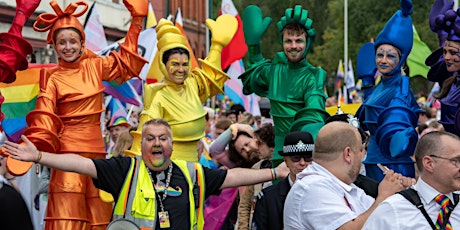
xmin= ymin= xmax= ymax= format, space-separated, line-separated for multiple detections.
xmin=21 ymin=1 xmax=148 ymax=229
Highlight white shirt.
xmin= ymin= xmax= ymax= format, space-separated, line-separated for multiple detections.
xmin=363 ymin=178 xmax=460 ymax=229
xmin=284 ymin=162 xmax=375 ymax=230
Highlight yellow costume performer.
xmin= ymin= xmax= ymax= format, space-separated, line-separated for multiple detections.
xmin=23 ymin=1 xmax=148 ymax=229
xmin=127 ymin=16 xmax=237 ymax=162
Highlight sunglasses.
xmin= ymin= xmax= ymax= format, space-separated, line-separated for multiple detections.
xmin=289 ymin=155 xmax=313 ymax=163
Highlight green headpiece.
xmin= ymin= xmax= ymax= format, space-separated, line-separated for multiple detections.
xmin=277 ymin=5 xmax=316 ymax=58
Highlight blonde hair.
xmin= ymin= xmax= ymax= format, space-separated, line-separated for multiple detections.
xmin=238 ymin=112 xmax=254 ymax=126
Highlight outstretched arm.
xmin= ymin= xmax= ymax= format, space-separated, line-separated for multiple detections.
xmin=4 ymin=135 xmax=98 ymax=179
xmin=221 ymin=162 xmax=289 ymax=189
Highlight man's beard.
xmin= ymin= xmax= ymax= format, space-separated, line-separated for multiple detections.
xmin=245 ymin=150 xmax=261 ymax=168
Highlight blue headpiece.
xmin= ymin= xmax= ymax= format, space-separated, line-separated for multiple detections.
xmin=374 ymin=0 xmax=413 ymax=76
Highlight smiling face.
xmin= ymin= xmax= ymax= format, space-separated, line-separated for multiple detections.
xmin=428 ymin=135 xmax=460 ymax=194
xmin=375 ymin=44 xmax=400 ymax=76
xmin=443 ymin=41 xmax=460 ymax=72
xmin=54 ymin=28 xmax=83 ymax=63
xmin=234 ymin=134 xmax=260 ymax=163
xmin=141 ymin=124 xmax=173 ymax=171
xmin=165 ymin=53 xmax=190 ymax=85
xmin=282 ymin=29 xmax=307 ymax=63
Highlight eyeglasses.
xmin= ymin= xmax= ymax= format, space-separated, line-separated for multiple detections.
xmin=430 ymin=155 xmax=460 ymax=168
xmin=289 ymin=155 xmax=313 ymax=163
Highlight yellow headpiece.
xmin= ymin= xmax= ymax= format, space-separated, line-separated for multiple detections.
xmin=33 ymin=0 xmax=88 ymax=44
xmin=155 ymin=19 xmax=190 ymax=79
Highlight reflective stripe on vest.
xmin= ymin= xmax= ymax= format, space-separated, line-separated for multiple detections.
xmin=113 ymin=157 xmax=205 ymax=229
xmin=176 ymin=160 xmax=206 ymax=230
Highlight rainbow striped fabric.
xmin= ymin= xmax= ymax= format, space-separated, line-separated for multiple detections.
xmin=0 ymin=63 xmax=56 ymax=142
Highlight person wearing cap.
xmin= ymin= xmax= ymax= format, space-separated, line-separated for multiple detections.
xmin=426 ymin=0 xmax=460 ymax=138
xmin=106 ymin=113 xmax=131 ymax=157
xmin=126 ymin=15 xmax=238 ymax=163
xmin=283 ymin=121 xmax=414 ymax=229
xmin=252 ymin=131 xmax=313 ymax=230
xmin=355 ymin=0 xmax=422 ymax=182
xmin=239 ymin=5 xmax=329 ymax=167
xmin=4 ymin=118 xmax=290 ymax=230
xmin=8 ymin=0 xmax=149 ymax=229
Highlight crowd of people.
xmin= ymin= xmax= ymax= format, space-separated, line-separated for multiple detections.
xmin=3 ymin=0 xmax=460 ymax=229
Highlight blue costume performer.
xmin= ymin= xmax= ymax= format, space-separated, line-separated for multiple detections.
xmin=356 ymin=0 xmax=422 ymax=182
xmin=426 ymin=0 xmax=460 ymax=137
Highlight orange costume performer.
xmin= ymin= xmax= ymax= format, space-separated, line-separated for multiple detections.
xmin=21 ymin=0 xmax=148 ymax=229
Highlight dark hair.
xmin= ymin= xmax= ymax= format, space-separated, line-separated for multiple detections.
xmin=227 ymin=104 xmax=245 ymax=117
xmin=436 ymin=75 xmax=457 ymax=99
xmin=215 ymin=118 xmax=232 ymax=130
xmin=254 ymin=123 xmax=275 ymax=148
xmin=228 ymin=131 xmax=258 ymax=168
xmin=162 ymin=47 xmax=189 ymax=65
xmin=282 ymin=22 xmax=307 ymax=37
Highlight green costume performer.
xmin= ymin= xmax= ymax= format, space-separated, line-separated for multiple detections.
xmin=239 ymin=5 xmax=329 ymax=165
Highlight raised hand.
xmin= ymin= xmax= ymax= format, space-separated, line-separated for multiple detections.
xmin=123 ymin=0 xmax=148 ymax=17
xmin=16 ymin=0 xmax=41 ymax=18
xmin=206 ymin=14 xmax=238 ymax=47
xmin=242 ymin=5 xmax=272 ymax=46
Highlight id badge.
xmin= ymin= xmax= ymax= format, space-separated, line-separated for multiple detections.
xmin=159 ymin=211 xmax=170 ymax=228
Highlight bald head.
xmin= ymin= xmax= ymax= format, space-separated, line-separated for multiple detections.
xmin=314 ymin=122 xmax=361 ymax=162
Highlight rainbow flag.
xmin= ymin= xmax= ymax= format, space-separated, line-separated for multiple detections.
xmin=0 ymin=64 xmax=55 ymax=142
xmin=106 ymin=97 xmax=129 ymax=127
xmin=103 ymin=79 xmax=142 ymax=107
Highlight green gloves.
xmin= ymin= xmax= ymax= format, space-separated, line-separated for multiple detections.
xmin=242 ymin=5 xmax=272 ymax=46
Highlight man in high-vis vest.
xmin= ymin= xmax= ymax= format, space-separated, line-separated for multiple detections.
xmin=4 ymin=118 xmax=289 ymax=229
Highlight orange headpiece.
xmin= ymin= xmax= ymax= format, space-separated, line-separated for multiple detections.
xmin=33 ymin=0 xmax=88 ymax=44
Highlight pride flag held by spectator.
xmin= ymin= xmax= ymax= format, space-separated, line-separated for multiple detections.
xmin=0 ymin=63 xmax=56 ymax=142
xmin=106 ymin=97 xmax=130 ymax=128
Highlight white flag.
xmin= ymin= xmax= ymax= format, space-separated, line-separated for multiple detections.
xmin=83 ymin=3 xmax=108 ymax=52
